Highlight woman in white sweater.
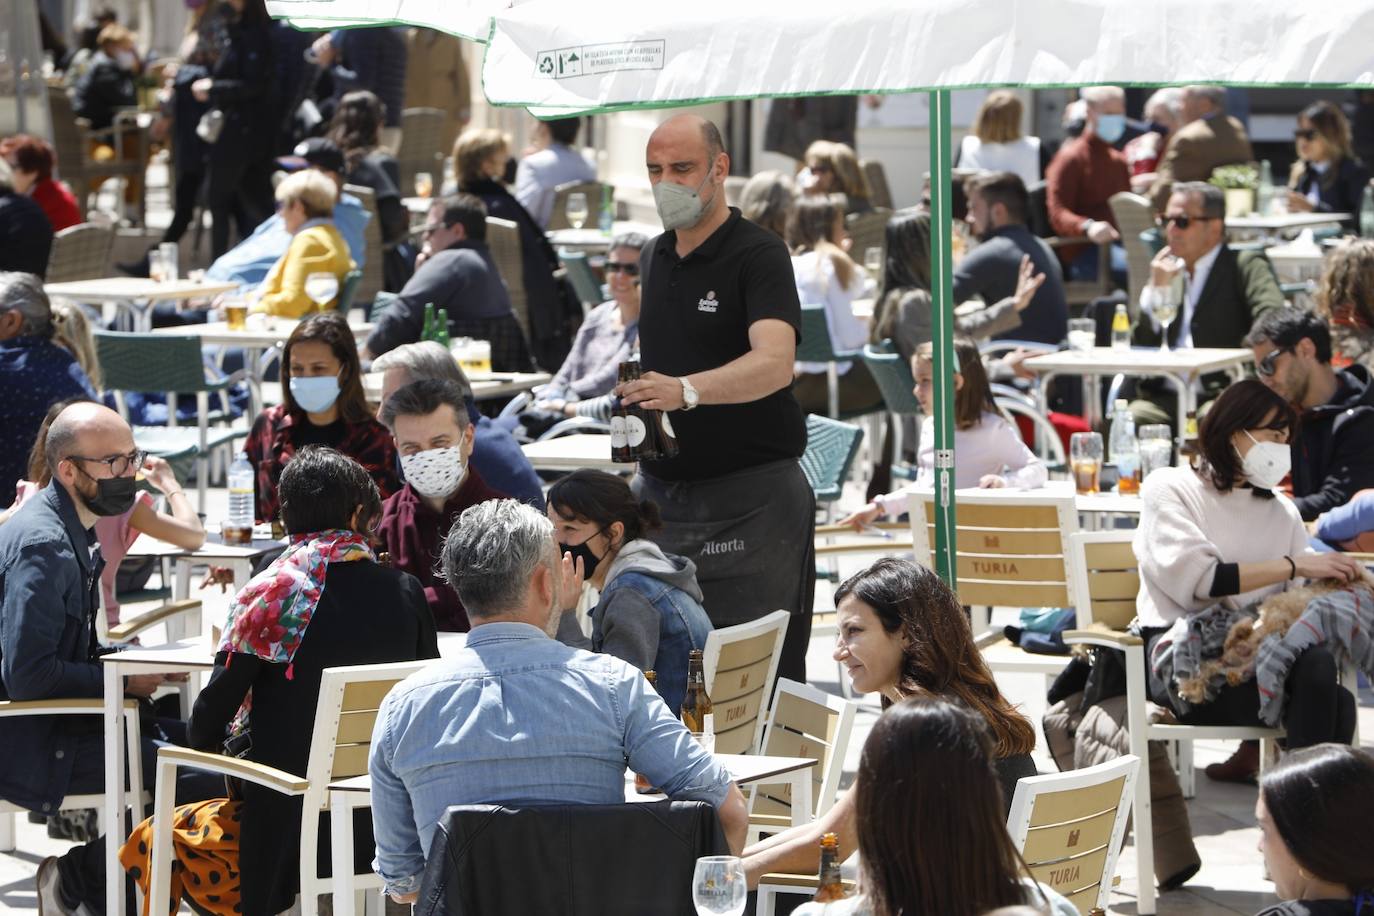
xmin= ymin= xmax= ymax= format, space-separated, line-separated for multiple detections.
xmin=1135 ymin=380 xmax=1363 ymax=759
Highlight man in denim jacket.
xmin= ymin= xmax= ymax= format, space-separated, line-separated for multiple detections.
xmin=368 ymin=499 xmax=749 ymax=903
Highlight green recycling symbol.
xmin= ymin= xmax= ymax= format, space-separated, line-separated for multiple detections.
xmin=537 ymin=54 xmax=555 ymax=75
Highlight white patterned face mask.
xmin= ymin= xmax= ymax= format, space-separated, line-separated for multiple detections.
xmin=399 ymin=446 xmax=465 ymax=500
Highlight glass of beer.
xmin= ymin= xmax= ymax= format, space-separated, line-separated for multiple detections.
xmin=1071 ymin=431 xmax=1103 ymax=495
xmin=414 ymin=171 xmax=433 ymax=199
xmin=223 ymin=295 xmax=248 ymax=331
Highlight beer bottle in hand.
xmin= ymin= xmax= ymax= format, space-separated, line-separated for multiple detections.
xmin=615 ymin=360 xmax=679 ymax=461
xmin=634 ymin=671 xmax=660 ymax=794
xmin=680 ymin=649 xmax=713 ymax=738
xmin=814 ymin=833 xmax=847 ymax=902
xmin=610 ymin=362 xmax=632 ymax=463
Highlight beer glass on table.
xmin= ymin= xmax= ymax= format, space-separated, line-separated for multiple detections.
xmin=1139 ymin=424 xmax=1173 ymax=479
xmin=1068 ymin=318 xmax=1096 ymax=353
xmin=305 ymin=272 xmax=340 ymax=311
xmin=1071 ymin=431 xmax=1103 ymax=495
xmin=414 ymin=171 xmax=433 ymax=199
xmin=223 ymin=295 xmax=248 ymax=331
xmin=565 ymin=192 xmax=589 ymax=230
xmin=692 ymin=856 xmax=747 ymax=916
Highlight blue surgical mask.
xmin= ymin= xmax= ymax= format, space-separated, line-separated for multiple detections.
xmin=290 ymin=374 xmax=342 ymax=414
xmin=1095 ymin=113 xmax=1127 ymax=145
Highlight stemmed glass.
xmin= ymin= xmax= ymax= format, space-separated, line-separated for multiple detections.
xmin=692 ymin=856 xmax=746 ymax=916
xmin=1153 ymin=255 xmax=1184 ymax=352
xmin=305 ymin=272 xmax=340 ymax=311
xmin=565 ymin=192 xmax=589 ymax=230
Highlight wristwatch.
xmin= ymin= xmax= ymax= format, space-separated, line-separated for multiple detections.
xmin=679 ymin=376 xmax=700 ymax=411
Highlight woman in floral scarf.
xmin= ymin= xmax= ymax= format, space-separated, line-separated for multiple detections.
xmin=126 ymin=447 xmax=437 ymax=915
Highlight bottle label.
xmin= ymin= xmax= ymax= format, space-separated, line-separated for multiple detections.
xmin=626 ymin=414 xmax=648 ymax=447
xmin=610 ymin=415 xmax=628 ymax=449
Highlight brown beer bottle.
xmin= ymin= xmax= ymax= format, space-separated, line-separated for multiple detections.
xmin=610 ymin=362 xmax=634 ymax=463
xmin=680 ymin=649 xmax=713 ymax=736
xmin=634 ymin=671 xmax=660 ymax=794
xmin=616 ymin=360 xmax=679 ymax=462
xmin=814 ymin=832 xmax=847 ymax=901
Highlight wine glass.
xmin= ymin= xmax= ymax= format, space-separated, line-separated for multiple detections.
xmin=692 ymin=856 xmax=746 ymax=916
xmin=305 ymin=272 xmax=340 ymax=311
xmin=1153 ymin=255 xmax=1184 ymax=352
xmin=565 ymin=192 xmax=589 ymax=230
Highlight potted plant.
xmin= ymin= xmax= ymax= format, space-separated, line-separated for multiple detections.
xmin=1209 ymin=164 xmax=1259 ymax=218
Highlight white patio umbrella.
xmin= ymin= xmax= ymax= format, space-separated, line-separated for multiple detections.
xmin=265 ymin=0 xmax=508 ymax=41
xmin=269 ymin=0 xmax=1374 ymax=585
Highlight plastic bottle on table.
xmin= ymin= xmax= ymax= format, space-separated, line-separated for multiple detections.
xmin=1109 ymin=399 xmax=1141 ymax=495
xmin=225 ymin=453 xmax=254 ymax=545
xmin=1111 ymin=303 xmax=1130 ymax=350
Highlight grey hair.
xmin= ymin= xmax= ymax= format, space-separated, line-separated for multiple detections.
xmin=1185 ymin=85 xmax=1227 ymax=111
xmin=441 ymin=499 xmax=556 ymax=617
xmin=0 ymin=271 xmax=54 ymax=337
xmin=0 ymin=157 xmax=12 ymax=192
xmin=370 ymin=341 xmax=473 ymax=400
xmin=740 ymin=170 xmax=798 ymax=240
xmin=1080 ymin=85 xmax=1125 ymax=109
xmin=378 ymin=377 xmax=470 ymax=431
xmin=609 ymin=231 xmax=648 ymax=253
xmin=1143 ymin=87 xmax=1185 ymax=123
xmin=1171 ymin=181 xmax=1225 ymax=219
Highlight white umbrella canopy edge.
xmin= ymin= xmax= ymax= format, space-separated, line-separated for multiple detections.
xmin=265 ymin=0 xmax=509 ymax=42
xmin=480 ymin=0 xmax=1374 ymax=112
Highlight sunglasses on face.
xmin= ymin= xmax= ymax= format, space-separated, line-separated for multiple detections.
xmin=1156 ymin=214 xmax=1216 ymax=230
xmin=605 ymin=262 xmax=639 ymax=276
xmin=1256 ymin=345 xmax=1294 ymax=377
xmin=1294 ymin=128 xmax=1318 ymax=142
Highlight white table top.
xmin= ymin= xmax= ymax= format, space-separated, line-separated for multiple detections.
xmin=906 ymin=479 xmax=1145 ymax=513
xmin=403 ymin=196 xmax=436 ymax=214
xmin=99 ymin=636 xmax=216 ymax=669
xmin=521 ymin=433 xmax=621 ymax=471
xmin=45 ymin=277 xmax=239 ymax=303
xmin=364 ymin=370 xmax=551 ymax=403
xmin=1025 ymin=346 xmax=1252 ymax=376
xmin=127 ymin=528 xmax=286 ymax=562
xmin=1225 ymin=212 xmax=1351 ymax=232
xmin=151 ymin=319 xmax=373 ymax=348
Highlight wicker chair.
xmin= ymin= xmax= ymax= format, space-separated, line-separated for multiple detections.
xmin=486 ymin=216 xmax=529 ymax=338
xmin=1109 ymin=191 xmax=1156 ymax=314
xmin=845 ymin=207 xmax=891 ymax=266
xmin=396 ymin=107 xmax=447 ymax=195
xmin=45 ymin=223 xmax=115 ymax=282
xmin=346 ymin=183 xmax=385 ymax=309
xmin=47 ymin=84 xmax=144 ymax=221
xmin=860 ymin=159 xmax=894 ymax=210
xmin=548 ymin=181 xmax=614 ymax=231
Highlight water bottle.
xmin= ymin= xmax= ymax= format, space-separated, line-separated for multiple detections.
xmin=1257 ymin=160 xmax=1274 ymax=216
xmin=225 ymin=453 xmax=254 ymax=545
xmin=1109 ymin=400 xmax=1141 ymax=495
xmin=598 ymin=184 xmax=615 ymax=235
xmin=1111 ymin=303 xmax=1130 ymax=350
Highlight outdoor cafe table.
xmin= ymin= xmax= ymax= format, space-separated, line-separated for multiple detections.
xmin=1225 ymin=211 xmax=1352 ymax=237
xmin=547 ymin=221 xmax=663 ymax=253
xmin=521 ymin=432 xmax=621 ymax=472
xmin=153 ymin=319 xmax=374 ymax=417
xmin=363 ymin=369 xmax=551 ymax=404
xmin=98 ymin=632 xmax=469 ymax=916
xmin=324 ymin=752 xmax=818 ymax=916
xmin=45 ymin=277 xmax=241 ymax=333
xmin=1025 ymin=346 xmax=1253 ymax=441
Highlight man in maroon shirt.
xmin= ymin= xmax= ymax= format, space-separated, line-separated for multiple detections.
xmin=1046 ymin=85 xmax=1131 ymax=283
xmin=377 ymin=378 xmax=509 ymax=630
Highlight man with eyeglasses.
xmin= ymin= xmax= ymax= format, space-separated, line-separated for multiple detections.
xmin=1128 ymin=181 xmax=1283 ymax=427
xmin=363 ymin=192 xmax=535 ymax=371
xmin=1245 ymin=308 xmax=1374 ymax=522
xmin=0 ymin=401 xmax=219 ymax=912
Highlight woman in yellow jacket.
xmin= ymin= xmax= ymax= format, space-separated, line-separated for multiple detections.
xmin=253 ymin=169 xmax=355 ymax=317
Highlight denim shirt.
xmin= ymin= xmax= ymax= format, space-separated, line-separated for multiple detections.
xmin=368 ymin=621 xmax=732 ymax=896
xmin=595 ymin=571 xmax=713 ymax=714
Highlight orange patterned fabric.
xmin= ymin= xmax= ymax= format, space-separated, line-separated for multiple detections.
xmin=120 ymin=798 xmax=243 ymax=915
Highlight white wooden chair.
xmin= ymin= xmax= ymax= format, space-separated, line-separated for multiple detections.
xmin=747 ymin=678 xmax=857 ymax=844
xmin=146 ymin=660 xmax=429 ymax=916
xmin=1006 ymin=754 xmax=1141 ymax=915
xmin=0 ymin=699 xmax=144 ymax=853
xmin=702 ymin=610 xmax=790 ymax=755
xmin=909 ymin=487 xmax=1080 ymax=691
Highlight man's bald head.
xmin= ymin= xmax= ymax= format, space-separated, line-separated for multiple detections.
xmin=46 ymin=402 xmax=134 ymax=479
xmin=649 ymin=114 xmax=724 ymax=162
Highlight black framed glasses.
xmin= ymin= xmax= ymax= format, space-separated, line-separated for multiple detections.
xmin=68 ymin=449 xmax=147 ymax=477
xmin=1156 ymin=214 xmax=1217 ymax=231
xmin=605 ymin=262 xmax=640 ymax=276
xmin=1294 ymin=128 xmax=1318 ymax=142
xmin=1257 ymin=346 xmax=1294 ymax=378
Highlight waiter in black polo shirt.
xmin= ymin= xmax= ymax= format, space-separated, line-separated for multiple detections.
xmin=618 ymin=114 xmax=814 ymax=684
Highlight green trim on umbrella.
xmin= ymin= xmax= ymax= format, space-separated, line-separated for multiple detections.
xmin=928 ymin=89 xmax=957 ymax=588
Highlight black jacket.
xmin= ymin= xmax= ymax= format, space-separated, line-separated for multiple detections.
xmin=0 ymin=192 xmax=54 ymax=277
xmin=1292 ymin=157 xmax=1370 ymax=227
xmin=72 ymin=51 xmax=136 ymax=131
xmin=1292 ymin=364 xmax=1374 ymax=521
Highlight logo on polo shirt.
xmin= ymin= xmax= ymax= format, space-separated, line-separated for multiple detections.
xmin=697 ymin=290 xmax=719 ymax=313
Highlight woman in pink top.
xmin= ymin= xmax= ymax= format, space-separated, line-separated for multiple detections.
xmin=844 ymin=337 xmax=1047 ymax=527
xmin=1 ymin=398 xmax=205 ymax=629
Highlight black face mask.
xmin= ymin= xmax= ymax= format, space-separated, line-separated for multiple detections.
xmin=559 ymin=528 xmax=607 ymax=579
xmin=79 ymin=473 xmax=138 ymax=517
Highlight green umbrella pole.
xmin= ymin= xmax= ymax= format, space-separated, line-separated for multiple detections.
xmin=928 ymin=89 xmax=957 ymax=586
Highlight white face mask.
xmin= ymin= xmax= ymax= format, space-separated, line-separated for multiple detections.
xmin=652 ymin=160 xmax=717 ymax=231
xmin=115 ymin=50 xmax=137 ymax=71
xmin=1240 ymin=431 xmax=1291 ymax=491
xmin=399 ymin=445 xmax=465 ymax=500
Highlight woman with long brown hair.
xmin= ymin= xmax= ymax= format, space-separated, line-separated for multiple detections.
xmin=1286 ymin=100 xmax=1370 ymax=225
xmin=792 ymin=696 xmax=1076 ymax=916
xmin=743 ymin=557 xmax=1039 ymax=888
xmin=242 ymin=312 xmax=398 ymax=523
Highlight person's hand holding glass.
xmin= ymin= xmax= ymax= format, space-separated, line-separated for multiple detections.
xmin=1145 ymin=246 xmax=1185 ymax=352
xmin=692 ymin=856 xmax=746 ymax=916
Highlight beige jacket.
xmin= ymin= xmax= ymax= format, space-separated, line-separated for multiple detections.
xmin=1148 ymin=114 xmax=1254 ymax=211
xmin=403 ymin=28 xmax=472 ymax=153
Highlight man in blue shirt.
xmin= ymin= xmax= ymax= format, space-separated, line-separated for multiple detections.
xmin=368 ymin=499 xmax=748 ymax=902
xmin=0 ymin=272 xmax=98 ymax=508
xmin=205 ymin=137 xmax=369 ymax=290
